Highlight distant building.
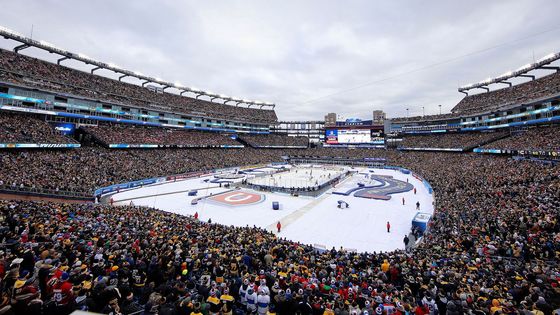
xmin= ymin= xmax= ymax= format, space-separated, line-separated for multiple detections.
xmin=372 ymin=110 xmax=386 ymax=124
xmin=324 ymin=113 xmax=337 ymax=126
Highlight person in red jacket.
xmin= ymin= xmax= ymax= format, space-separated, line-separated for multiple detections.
xmin=194 ymin=212 xmax=199 ymax=220
xmin=277 ymin=221 xmax=282 ymax=233
xmin=387 ymin=222 xmax=391 ymax=233
xmin=51 ymin=272 xmax=74 ymax=314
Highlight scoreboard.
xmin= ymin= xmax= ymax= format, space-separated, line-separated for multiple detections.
xmin=325 ymin=128 xmax=384 ymax=144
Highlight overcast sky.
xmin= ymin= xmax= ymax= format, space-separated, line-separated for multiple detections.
xmin=1 ymin=1 xmax=560 ymax=121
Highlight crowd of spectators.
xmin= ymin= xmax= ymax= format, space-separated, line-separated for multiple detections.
xmin=83 ymin=125 xmax=241 ymax=147
xmin=0 ymin=150 xmax=558 ymax=314
xmin=481 ymin=125 xmax=560 ymax=152
xmin=0 ymin=49 xmax=277 ymax=124
xmin=0 ymin=111 xmax=76 ymax=144
xmin=452 ymin=72 xmax=560 ymax=115
xmin=0 ymin=147 xmax=402 ymax=196
xmin=391 ymin=113 xmax=460 ymax=123
xmin=399 ymin=132 xmax=508 ymax=150
xmin=0 ymin=147 xmax=285 ymax=195
xmin=238 ymin=134 xmax=309 ymax=148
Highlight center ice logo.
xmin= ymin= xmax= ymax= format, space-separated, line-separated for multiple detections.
xmin=208 ymin=191 xmax=265 ymax=206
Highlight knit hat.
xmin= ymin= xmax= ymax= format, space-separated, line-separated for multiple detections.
xmin=61 ymin=272 xmax=70 ymax=281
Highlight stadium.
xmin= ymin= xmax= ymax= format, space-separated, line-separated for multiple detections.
xmin=0 ymin=2 xmax=559 ymax=315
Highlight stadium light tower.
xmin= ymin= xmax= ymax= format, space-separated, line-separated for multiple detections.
xmin=439 ymin=104 xmax=442 ymax=115
xmin=422 ymin=106 xmax=425 ymax=117
xmin=406 ymin=108 xmax=409 ymax=118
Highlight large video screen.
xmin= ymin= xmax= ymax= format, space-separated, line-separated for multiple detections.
xmin=326 ymin=129 xmax=368 ymax=144
xmin=326 ymin=129 xmax=384 ymax=144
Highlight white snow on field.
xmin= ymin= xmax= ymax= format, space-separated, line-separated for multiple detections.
xmin=111 ymin=165 xmax=434 ymax=253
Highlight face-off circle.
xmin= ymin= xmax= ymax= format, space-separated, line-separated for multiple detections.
xmin=207 ymin=190 xmax=265 ymax=207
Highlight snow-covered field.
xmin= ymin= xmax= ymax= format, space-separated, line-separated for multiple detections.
xmin=111 ymin=165 xmax=434 ymax=253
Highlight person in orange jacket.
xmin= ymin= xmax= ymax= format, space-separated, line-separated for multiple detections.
xmin=277 ymin=221 xmax=282 ymax=233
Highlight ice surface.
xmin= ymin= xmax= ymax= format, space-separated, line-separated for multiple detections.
xmin=111 ymin=166 xmax=434 ymax=253
xmin=246 ymin=166 xmax=346 ymax=188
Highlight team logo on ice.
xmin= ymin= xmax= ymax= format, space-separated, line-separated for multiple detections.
xmin=208 ymin=191 xmax=265 ymax=206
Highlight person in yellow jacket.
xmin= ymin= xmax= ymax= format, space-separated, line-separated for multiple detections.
xmin=490 ymin=299 xmax=502 ymax=314
xmin=220 ymin=288 xmax=235 ymax=315
xmin=323 ymin=305 xmax=335 ymax=315
xmin=206 ymin=289 xmax=222 ymax=315
xmin=381 ymin=259 xmax=390 ymax=273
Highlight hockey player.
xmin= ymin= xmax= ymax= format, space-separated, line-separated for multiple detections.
xmin=416 ymin=201 xmax=420 ymax=210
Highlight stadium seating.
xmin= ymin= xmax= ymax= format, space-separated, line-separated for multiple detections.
xmin=238 ymin=133 xmax=309 ymax=148
xmin=481 ymin=125 xmax=560 ymax=152
xmin=391 ymin=112 xmax=459 ymax=123
xmin=0 ymin=111 xmax=76 ymax=144
xmin=83 ymin=124 xmax=241 ymax=147
xmin=399 ymin=131 xmax=508 ymax=150
xmin=0 ymin=151 xmax=558 ymax=314
xmin=0 ymin=147 xmax=284 ymax=195
xmin=452 ymin=71 xmax=560 ymax=114
xmin=0 ymin=49 xmax=278 ymax=124
xmin=0 ymin=48 xmax=559 ymax=313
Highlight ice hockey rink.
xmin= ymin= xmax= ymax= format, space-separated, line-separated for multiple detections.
xmin=110 ymin=165 xmax=434 ymax=253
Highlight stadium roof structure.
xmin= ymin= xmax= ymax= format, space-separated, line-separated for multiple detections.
xmin=458 ymin=52 xmax=560 ymax=95
xmin=0 ymin=26 xmax=275 ymax=109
